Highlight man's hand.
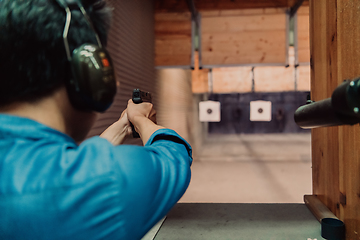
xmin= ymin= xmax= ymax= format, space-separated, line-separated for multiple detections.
xmin=100 ymin=109 xmax=132 ymax=145
xmin=126 ymin=99 xmax=164 ymax=145
xmin=126 ymin=99 xmax=157 ymax=125
xmin=100 ymin=99 xmax=164 ymax=146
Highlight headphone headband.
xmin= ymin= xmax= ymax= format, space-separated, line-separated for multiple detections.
xmin=62 ymin=0 xmax=106 ymax=9
xmin=55 ymin=0 xmax=103 ymax=61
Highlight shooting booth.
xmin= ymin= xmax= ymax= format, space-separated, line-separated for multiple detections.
xmin=149 ymin=0 xmax=360 ymax=239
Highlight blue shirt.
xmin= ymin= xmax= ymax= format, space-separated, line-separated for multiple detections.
xmin=0 ymin=114 xmax=192 ymax=240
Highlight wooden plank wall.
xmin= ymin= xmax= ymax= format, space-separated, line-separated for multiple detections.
xmin=254 ymin=66 xmax=294 ymax=92
xmin=155 ymin=0 xmax=309 ymax=12
xmin=201 ymin=8 xmax=288 ymax=66
xmin=297 ymin=65 xmax=311 ymax=91
xmin=297 ymin=6 xmax=310 ymax=64
xmin=155 ymin=12 xmax=192 ymax=67
xmin=192 ymin=51 xmax=209 ymax=93
xmin=254 ymin=46 xmax=295 ymax=92
xmin=296 ymin=6 xmax=311 ymax=91
xmin=310 ymin=0 xmax=360 ymax=238
xmin=212 ymin=67 xmax=252 ymax=93
xmin=192 ymin=46 xmax=311 ymax=93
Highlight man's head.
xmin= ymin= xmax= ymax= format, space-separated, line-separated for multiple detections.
xmin=0 ymin=0 xmax=113 ymax=109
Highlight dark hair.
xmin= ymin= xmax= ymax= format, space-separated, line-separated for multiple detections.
xmin=0 ymin=0 xmax=112 ymax=106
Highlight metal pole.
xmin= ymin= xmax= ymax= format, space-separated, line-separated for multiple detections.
xmin=290 ymin=0 xmax=306 ymax=17
xmin=186 ymin=0 xmax=199 ymax=28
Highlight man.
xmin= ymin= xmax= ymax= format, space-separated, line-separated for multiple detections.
xmin=0 ymin=0 xmax=192 ymax=239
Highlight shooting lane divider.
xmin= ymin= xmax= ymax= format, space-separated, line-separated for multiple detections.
xmin=304 ymin=195 xmax=345 ymax=240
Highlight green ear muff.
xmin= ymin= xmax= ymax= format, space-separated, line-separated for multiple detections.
xmin=55 ymin=0 xmax=117 ymax=112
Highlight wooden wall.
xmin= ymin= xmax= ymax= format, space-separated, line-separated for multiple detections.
xmin=297 ymin=65 xmax=311 ymax=91
xmin=192 ymin=51 xmax=209 ymax=93
xmin=296 ymin=6 xmax=310 ymax=64
xmin=201 ymin=8 xmax=288 ymax=66
xmin=254 ymin=66 xmax=294 ymax=92
xmin=192 ymin=47 xmax=311 ymax=93
xmin=155 ymin=0 xmax=309 ymax=12
xmin=212 ymin=67 xmax=252 ymax=93
xmin=310 ymin=0 xmax=360 ymax=238
xmin=155 ymin=12 xmax=192 ymax=67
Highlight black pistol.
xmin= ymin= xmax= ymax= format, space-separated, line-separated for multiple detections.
xmin=131 ymin=89 xmax=152 ymax=138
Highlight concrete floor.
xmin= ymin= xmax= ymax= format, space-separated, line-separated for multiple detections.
xmin=180 ymin=133 xmax=312 ymax=203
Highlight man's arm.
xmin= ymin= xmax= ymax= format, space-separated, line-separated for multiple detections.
xmin=99 ymin=110 xmax=132 ymax=145
xmin=110 ymin=129 xmax=192 ymax=239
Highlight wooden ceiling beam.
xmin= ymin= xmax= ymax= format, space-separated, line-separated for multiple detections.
xmin=290 ymin=0 xmax=306 ymax=17
xmin=155 ymin=0 xmax=309 ymax=13
xmin=186 ymin=0 xmax=199 ymax=27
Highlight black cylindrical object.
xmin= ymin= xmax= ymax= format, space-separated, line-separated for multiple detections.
xmin=321 ymin=218 xmax=345 ymax=240
xmin=294 ymin=78 xmax=360 ymax=129
xmin=294 ymin=98 xmax=346 ymax=128
xmin=332 ymin=79 xmax=360 ymax=116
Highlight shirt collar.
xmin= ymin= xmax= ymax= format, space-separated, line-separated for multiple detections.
xmin=0 ymin=114 xmax=77 ymax=144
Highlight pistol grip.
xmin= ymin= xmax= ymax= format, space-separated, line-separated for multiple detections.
xmin=131 ymin=89 xmax=152 ymax=138
xmin=131 ymin=123 xmax=140 ymax=138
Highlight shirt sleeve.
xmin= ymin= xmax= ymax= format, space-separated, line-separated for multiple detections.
xmin=110 ymin=128 xmax=192 ymax=239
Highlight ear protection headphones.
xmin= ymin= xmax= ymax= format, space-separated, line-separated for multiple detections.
xmin=54 ymin=0 xmax=117 ymax=112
